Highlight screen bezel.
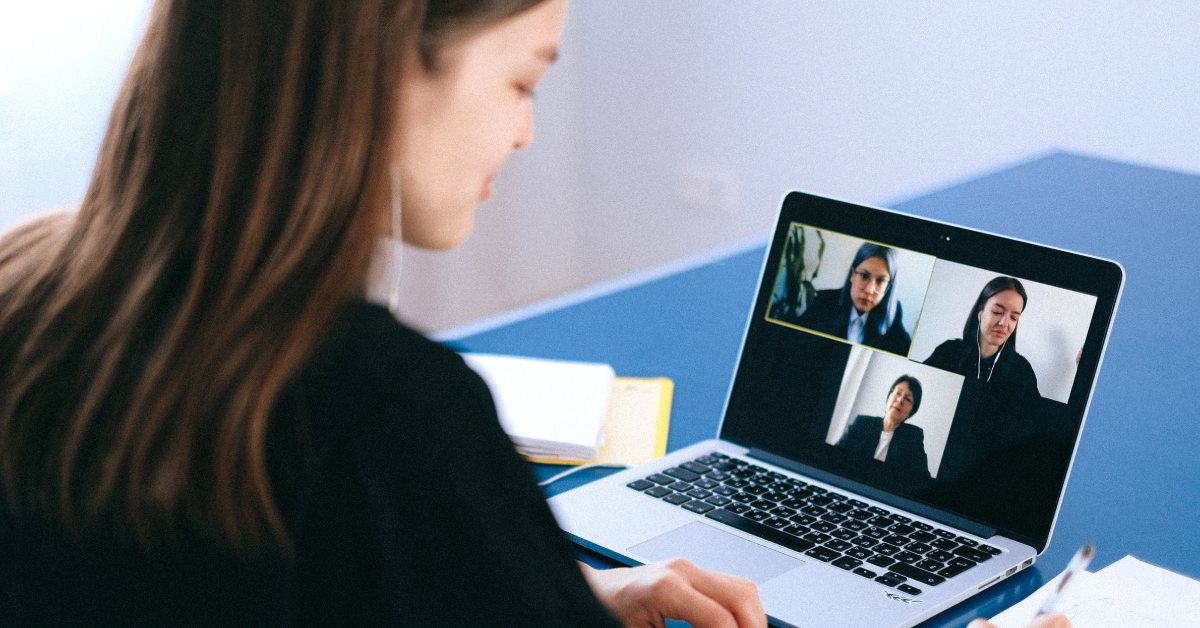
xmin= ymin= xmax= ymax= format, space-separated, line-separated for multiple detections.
xmin=718 ymin=191 xmax=1124 ymax=552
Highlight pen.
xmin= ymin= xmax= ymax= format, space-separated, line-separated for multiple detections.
xmin=1036 ymin=542 xmax=1095 ymax=616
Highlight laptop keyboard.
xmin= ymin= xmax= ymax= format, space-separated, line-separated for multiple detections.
xmin=626 ymin=452 xmax=1001 ymax=597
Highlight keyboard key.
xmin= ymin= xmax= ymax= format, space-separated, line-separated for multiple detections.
xmin=827 ymin=492 xmax=848 ymax=501
xmin=802 ymin=531 xmax=831 ymax=544
xmin=915 ymin=559 xmax=945 ymax=572
xmin=905 ymin=541 xmax=933 ymax=555
xmin=645 ymin=486 xmax=673 ymax=498
xmin=807 ymin=486 xmax=827 ymax=495
xmin=668 ymin=481 xmax=693 ymax=492
xmin=694 ymin=478 xmax=720 ymax=490
xmin=805 ymin=546 xmax=840 ymax=562
xmin=888 ymin=514 xmax=912 ymax=524
xmin=809 ymin=495 xmax=834 ymax=507
xmin=704 ymin=508 xmax=816 ymax=555
xmin=749 ymin=499 xmax=775 ymax=510
xmin=874 ymin=543 xmax=901 ymax=556
xmin=811 ymin=521 xmax=838 ymax=533
xmin=933 ymin=529 xmax=956 ymax=539
xmin=844 ymin=547 xmax=873 ymax=560
xmin=627 ymin=479 xmax=655 ymax=491
xmin=830 ymin=528 xmax=857 ymax=541
xmin=694 ymin=455 xmax=721 ymax=465
xmin=869 ymin=516 xmax=894 ymax=527
xmin=953 ymin=546 xmax=994 ymax=563
xmin=979 ymin=544 xmax=1002 ymax=556
xmin=867 ymin=506 xmax=889 ymax=515
xmin=705 ymin=471 xmax=730 ymax=482
xmin=875 ymin=574 xmax=903 ymax=586
xmin=843 ymin=520 xmax=869 ymax=531
xmin=927 ymin=550 xmax=954 ymax=563
xmin=726 ymin=503 xmax=751 ymax=514
xmin=713 ymin=486 xmax=738 ymax=496
xmin=647 ymin=474 xmax=675 ymax=485
xmin=911 ymin=521 xmax=934 ymax=532
xmin=931 ymin=538 xmax=959 ymax=551
xmin=894 ymin=551 xmax=921 ymax=564
xmin=685 ymin=489 xmax=712 ymax=499
xmin=847 ymin=499 xmax=868 ymax=508
xmin=890 ymin=523 xmax=916 ymax=536
xmin=801 ymin=505 xmax=827 ymax=516
xmin=910 ymin=530 xmax=936 ymax=543
xmin=820 ymin=513 xmax=849 ymax=524
xmin=862 ymin=527 xmax=888 ymax=539
xmin=851 ymin=536 xmax=879 ymax=549
xmin=828 ymin=502 xmax=854 ymax=514
xmin=948 ymin=557 xmax=976 ymax=569
xmin=889 ymin=563 xmax=947 ymax=586
xmin=884 ymin=571 xmax=907 ymax=582
xmin=790 ymin=513 xmax=817 ymax=526
xmin=882 ymin=534 xmax=908 ymax=546
xmin=683 ymin=500 xmax=715 ymax=514
xmin=664 ymin=467 xmax=701 ymax=482
xmin=897 ymin=584 xmax=923 ymax=596
xmin=853 ymin=567 xmax=878 ymax=579
xmin=867 ymin=555 xmax=895 ymax=568
xmin=704 ymin=495 xmax=732 ymax=507
xmin=825 ymin=539 xmax=853 ymax=552
xmin=939 ymin=563 xmax=974 ymax=578
xmin=725 ymin=478 xmax=750 ymax=489
xmin=956 ymin=537 xmax=979 ymax=547
xmin=664 ymin=493 xmax=691 ymax=505
xmin=780 ymin=498 xmax=807 ymax=509
xmin=745 ymin=485 xmax=768 ymax=495
xmin=680 ymin=461 xmax=711 ymax=474
xmin=745 ymin=510 xmax=771 ymax=522
xmin=832 ymin=556 xmax=862 ymax=570
xmin=848 ymin=509 xmax=875 ymax=521
xmin=764 ymin=517 xmax=791 ymax=529
xmin=731 ymin=492 xmax=755 ymax=504
xmin=770 ymin=506 xmax=796 ymax=518
xmin=781 ymin=524 xmax=810 ymax=537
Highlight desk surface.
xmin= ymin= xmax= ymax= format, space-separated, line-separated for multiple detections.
xmin=446 ymin=152 xmax=1200 ymax=626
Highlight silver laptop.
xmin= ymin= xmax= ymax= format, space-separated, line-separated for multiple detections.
xmin=549 ymin=191 xmax=1124 ymax=628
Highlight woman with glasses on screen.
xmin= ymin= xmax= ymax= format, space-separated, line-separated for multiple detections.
xmin=796 ymin=243 xmax=912 ymax=356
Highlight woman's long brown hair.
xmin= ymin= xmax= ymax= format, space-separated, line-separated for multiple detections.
xmin=0 ymin=0 xmax=544 ymax=552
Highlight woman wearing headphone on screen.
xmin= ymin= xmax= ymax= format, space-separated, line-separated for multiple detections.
xmin=923 ymin=276 xmax=1039 ymax=398
xmin=0 ymin=1 xmax=1064 ymax=627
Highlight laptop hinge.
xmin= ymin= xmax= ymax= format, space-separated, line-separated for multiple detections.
xmin=747 ymin=448 xmax=998 ymax=539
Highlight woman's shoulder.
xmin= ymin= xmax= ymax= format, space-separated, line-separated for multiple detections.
xmin=287 ymin=300 xmax=495 ymax=438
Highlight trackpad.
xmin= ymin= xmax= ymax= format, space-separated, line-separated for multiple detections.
xmin=628 ymin=522 xmax=804 ymax=584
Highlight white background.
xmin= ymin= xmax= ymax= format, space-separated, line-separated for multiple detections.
xmin=2 ymin=0 xmax=1196 ymax=330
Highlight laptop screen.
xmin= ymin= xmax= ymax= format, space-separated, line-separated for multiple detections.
xmin=720 ymin=192 xmax=1123 ymax=551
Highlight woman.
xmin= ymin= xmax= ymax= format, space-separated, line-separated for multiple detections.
xmin=0 ymin=2 xmax=1065 ymax=627
xmin=0 ymin=1 xmax=762 ymax=626
xmin=796 ymin=243 xmax=912 ymax=356
xmin=837 ymin=375 xmax=930 ymax=478
xmin=924 ymin=276 xmax=1039 ymax=397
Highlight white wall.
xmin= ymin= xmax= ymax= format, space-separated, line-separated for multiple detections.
xmin=3 ymin=0 xmax=1198 ymax=331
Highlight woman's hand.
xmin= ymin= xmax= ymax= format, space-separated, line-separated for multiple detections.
xmin=968 ymin=613 xmax=1071 ymax=628
xmin=580 ymin=559 xmax=766 ymax=628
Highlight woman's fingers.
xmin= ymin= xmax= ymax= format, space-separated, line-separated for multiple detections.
xmin=581 ymin=559 xmax=766 ymax=628
xmin=967 ymin=612 xmax=1071 ymax=628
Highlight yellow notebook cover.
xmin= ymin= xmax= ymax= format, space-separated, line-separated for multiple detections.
xmin=528 ymin=376 xmax=672 ymax=467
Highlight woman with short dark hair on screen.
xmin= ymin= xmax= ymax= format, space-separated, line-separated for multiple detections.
xmin=796 ymin=242 xmax=912 ymax=356
xmin=923 ymin=276 xmax=1039 ymax=399
xmin=836 ymin=375 xmax=930 ymax=479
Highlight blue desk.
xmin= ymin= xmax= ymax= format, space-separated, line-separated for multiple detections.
xmin=445 ymin=152 xmax=1200 ymax=626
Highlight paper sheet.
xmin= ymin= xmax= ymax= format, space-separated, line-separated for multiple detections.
xmin=991 ymin=556 xmax=1200 ymax=628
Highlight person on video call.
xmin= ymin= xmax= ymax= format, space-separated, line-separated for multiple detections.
xmin=0 ymin=1 xmax=1069 ymax=627
xmin=796 ymin=243 xmax=912 ymax=356
xmin=923 ymin=276 xmax=1039 ymax=398
xmin=837 ymin=375 xmax=930 ymax=478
